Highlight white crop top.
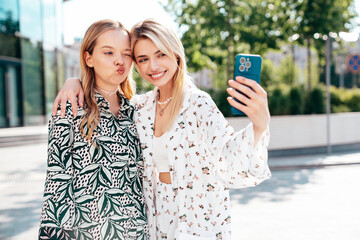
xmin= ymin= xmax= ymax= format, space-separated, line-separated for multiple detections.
xmin=153 ymin=133 xmax=169 ymax=172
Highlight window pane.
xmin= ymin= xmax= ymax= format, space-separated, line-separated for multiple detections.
xmin=0 ymin=33 xmax=21 ymax=58
xmin=0 ymin=64 xmax=6 ymax=127
xmin=0 ymin=0 xmax=20 ymax=58
xmin=21 ymin=38 xmax=44 ymax=124
xmin=42 ymin=0 xmax=57 ymax=46
xmin=7 ymin=65 xmax=21 ymax=126
xmin=44 ymin=49 xmax=57 ymax=116
xmin=0 ymin=0 xmax=20 ymax=34
xmin=19 ymin=0 xmax=42 ymax=41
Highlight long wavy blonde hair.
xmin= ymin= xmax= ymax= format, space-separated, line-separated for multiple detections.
xmin=130 ymin=19 xmax=191 ymax=131
xmin=80 ymin=19 xmax=135 ymax=142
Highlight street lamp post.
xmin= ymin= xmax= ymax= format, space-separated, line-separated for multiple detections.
xmin=325 ymin=35 xmax=332 ymax=154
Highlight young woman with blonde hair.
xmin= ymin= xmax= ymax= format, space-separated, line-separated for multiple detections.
xmin=39 ymin=19 xmax=147 ymax=239
xmin=53 ymin=19 xmax=271 ymax=240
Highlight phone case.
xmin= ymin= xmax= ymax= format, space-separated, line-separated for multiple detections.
xmin=231 ymin=54 xmax=262 ymax=115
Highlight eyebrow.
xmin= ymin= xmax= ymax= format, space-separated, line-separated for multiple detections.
xmin=100 ymin=45 xmax=131 ymax=51
xmin=136 ymin=50 xmax=161 ymax=59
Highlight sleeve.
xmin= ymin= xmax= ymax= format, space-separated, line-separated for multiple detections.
xmin=129 ymin=94 xmax=142 ymax=108
xmin=39 ymin=108 xmax=76 ymax=239
xmin=130 ymin=106 xmax=145 ymax=181
xmin=195 ymin=92 xmax=271 ymax=189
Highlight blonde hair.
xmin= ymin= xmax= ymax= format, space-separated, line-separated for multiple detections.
xmin=130 ymin=19 xmax=190 ymax=131
xmin=80 ymin=19 xmax=135 ymax=142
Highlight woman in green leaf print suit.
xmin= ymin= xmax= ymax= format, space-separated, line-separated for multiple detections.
xmin=38 ymin=20 xmax=148 ymax=240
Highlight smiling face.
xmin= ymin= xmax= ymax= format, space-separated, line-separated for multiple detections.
xmin=133 ymin=38 xmax=178 ymax=89
xmin=84 ymin=29 xmax=132 ymax=91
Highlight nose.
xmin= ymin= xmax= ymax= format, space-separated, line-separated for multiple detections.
xmin=115 ymin=54 xmax=124 ymax=66
xmin=150 ymin=58 xmax=159 ymax=70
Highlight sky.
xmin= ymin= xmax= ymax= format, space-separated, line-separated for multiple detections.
xmin=62 ymin=0 xmax=360 ymax=45
xmin=62 ymin=0 xmax=176 ymax=45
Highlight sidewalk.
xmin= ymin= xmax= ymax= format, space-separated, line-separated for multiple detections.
xmin=269 ymin=150 xmax=360 ymax=170
xmin=0 ymin=126 xmax=360 ymax=239
xmin=0 ymin=125 xmax=47 ymax=147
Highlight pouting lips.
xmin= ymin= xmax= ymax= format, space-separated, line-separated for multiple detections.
xmin=117 ymin=67 xmax=125 ymax=74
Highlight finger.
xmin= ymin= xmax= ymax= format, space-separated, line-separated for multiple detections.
xmin=235 ymin=77 xmax=267 ymax=96
xmin=60 ymin=98 xmax=67 ymax=118
xmin=78 ymin=90 xmax=85 ymax=108
xmin=70 ymin=96 xmax=78 ymax=118
xmin=52 ymin=96 xmax=60 ymax=116
xmin=227 ymin=97 xmax=248 ymax=114
xmin=228 ymin=80 xmax=257 ymax=100
xmin=227 ymin=87 xmax=251 ymax=106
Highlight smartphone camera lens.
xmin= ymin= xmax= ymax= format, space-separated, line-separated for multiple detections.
xmin=240 ymin=57 xmax=246 ymax=64
xmin=239 ymin=65 xmax=245 ymax=72
xmin=245 ymin=61 xmax=251 ymax=69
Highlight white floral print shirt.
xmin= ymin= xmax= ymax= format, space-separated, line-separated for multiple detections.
xmin=132 ymin=84 xmax=271 ymax=240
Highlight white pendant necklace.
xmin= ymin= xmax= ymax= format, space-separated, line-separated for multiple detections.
xmin=97 ymin=87 xmax=118 ymax=97
xmin=157 ymin=96 xmax=173 ymax=105
xmin=157 ymin=94 xmax=173 ymax=116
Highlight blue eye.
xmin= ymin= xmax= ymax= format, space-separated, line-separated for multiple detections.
xmin=105 ymin=52 xmax=112 ymax=55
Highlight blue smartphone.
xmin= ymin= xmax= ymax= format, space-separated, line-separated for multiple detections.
xmin=231 ymin=54 xmax=262 ymax=116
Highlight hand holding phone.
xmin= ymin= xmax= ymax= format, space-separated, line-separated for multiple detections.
xmin=227 ymin=54 xmax=270 ymax=143
xmin=230 ymin=54 xmax=262 ymax=115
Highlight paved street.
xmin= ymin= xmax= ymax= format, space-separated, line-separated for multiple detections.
xmin=230 ymin=164 xmax=360 ymax=240
xmin=0 ymin=140 xmax=360 ymax=239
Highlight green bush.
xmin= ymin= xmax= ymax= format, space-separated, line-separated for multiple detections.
xmin=260 ymin=59 xmax=276 ymax=87
xmin=206 ymin=82 xmax=359 ymax=117
xmin=307 ymin=86 xmax=326 ymax=114
xmin=268 ymin=85 xmax=289 ymax=115
xmin=330 ymin=87 xmax=360 ymax=113
xmin=330 ymin=86 xmax=343 ymax=112
xmin=289 ymin=85 xmax=305 ymax=115
xmin=344 ymin=89 xmax=360 ymax=112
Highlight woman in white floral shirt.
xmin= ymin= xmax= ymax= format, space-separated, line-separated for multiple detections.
xmin=53 ymin=19 xmax=271 ymax=240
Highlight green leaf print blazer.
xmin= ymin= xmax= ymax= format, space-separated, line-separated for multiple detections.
xmin=39 ymin=92 xmax=148 ymax=240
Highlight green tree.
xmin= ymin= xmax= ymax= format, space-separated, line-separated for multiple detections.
xmin=165 ymin=0 xmax=358 ymax=92
xmin=285 ymin=0 xmax=357 ymax=92
xmin=165 ymin=0 xmax=284 ymax=84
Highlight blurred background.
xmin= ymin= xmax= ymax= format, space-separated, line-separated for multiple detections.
xmin=0 ymin=0 xmax=360 ymax=239
xmin=1 ymin=0 xmax=360 ymax=127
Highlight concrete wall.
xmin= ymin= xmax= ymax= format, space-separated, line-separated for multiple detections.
xmin=227 ymin=112 xmax=360 ymax=152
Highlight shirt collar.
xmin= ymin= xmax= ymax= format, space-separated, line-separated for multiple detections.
xmin=94 ymin=90 xmax=132 ymax=113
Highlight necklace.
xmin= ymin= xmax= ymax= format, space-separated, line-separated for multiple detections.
xmin=157 ymin=95 xmax=173 ymax=116
xmin=96 ymin=87 xmax=118 ymax=97
xmin=157 ymin=96 xmax=173 ymax=105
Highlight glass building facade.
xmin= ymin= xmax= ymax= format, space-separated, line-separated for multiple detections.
xmin=0 ymin=0 xmax=65 ymax=127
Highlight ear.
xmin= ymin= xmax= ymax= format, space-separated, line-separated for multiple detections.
xmin=84 ymin=51 xmax=93 ymax=68
xmin=175 ymin=55 xmax=180 ymax=65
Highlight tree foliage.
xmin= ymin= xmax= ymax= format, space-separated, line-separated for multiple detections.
xmin=165 ymin=0 xmax=286 ymax=81
xmin=165 ymin=0 xmax=358 ymax=89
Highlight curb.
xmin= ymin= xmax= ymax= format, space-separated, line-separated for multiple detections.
xmin=0 ymin=134 xmax=47 ymax=148
xmin=269 ymin=161 xmax=360 ymax=171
